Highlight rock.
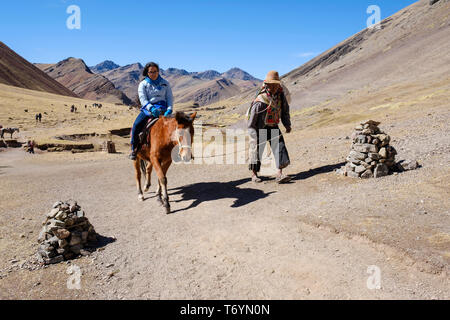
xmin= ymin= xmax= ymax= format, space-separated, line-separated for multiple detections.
xmin=55 ymin=211 xmax=67 ymax=221
xmin=379 ymin=147 xmax=387 ymax=159
xmin=81 ymin=232 xmax=88 ymax=243
xmin=69 ymin=235 xmax=81 ymax=246
xmin=47 ymin=208 xmax=60 ymax=219
xmin=46 ymin=220 xmax=65 ymax=233
xmin=355 ymin=165 xmax=367 ymax=174
xmin=44 ymin=255 xmax=64 ymax=265
xmin=347 ymin=171 xmax=360 ymax=178
xmin=58 ymin=239 xmax=68 ymax=248
xmin=70 ymin=205 xmax=78 ymax=213
xmin=76 ymin=210 xmax=85 ymax=218
xmin=361 ymin=120 xmax=381 ymax=126
xmin=48 ymin=236 xmax=59 ymax=246
xmin=387 ymin=146 xmax=397 ymax=156
xmin=369 ymin=153 xmax=380 ymax=161
xmin=349 ymin=150 xmax=367 ymax=160
xmin=352 ymin=143 xmax=376 ymax=153
xmin=38 ymin=248 xmax=56 ymax=259
xmin=355 ymin=135 xmax=366 ymax=144
xmin=430 ymin=0 xmax=440 ymax=5
xmin=362 ymin=128 xmax=375 ymax=135
xmin=54 ymin=229 xmax=70 ymax=239
xmin=52 ymin=201 xmax=62 ymax=208
xmin=374 ymin=163 xmax=389 ymax=178
xmin=346 ymin=156 xmax=361 ymax=165
xmin=398 ymin=160 xmax=419 ymax=171
xmin=361 ymin=169 xmax=373 ymax=179
xmin=70 ymin=245 xmax=82 ymax=255
xmin=345 ymin=163 xmax=356 ymax=171
xmin=37 ymin=229 xmax=47 ymax=243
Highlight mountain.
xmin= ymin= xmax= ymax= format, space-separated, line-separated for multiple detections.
xmin=282 ymin=0 xmax=450 ymax=110
xmin=222 ymin=67 xmax=259 ymax=81
xmin=90 ymin=60 xmax=120 ymax=74
xmin=93 ymin=63 xmax=261 ymax=106
xmin=37 ymin=58 xmax=132 ymax=105
xmin=99 ymin=63 xmax=143 ymax=102
xmin=194 ymin=70 xmax=222 ymax=80
xmin=176 ymin=78 xmax=243 ymax=105
xmin=0 ymin=42 xmax=77 ymax=97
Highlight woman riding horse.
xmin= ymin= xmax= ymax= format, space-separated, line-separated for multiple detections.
xmin=129 ymin=62 xmax=174 ymax=160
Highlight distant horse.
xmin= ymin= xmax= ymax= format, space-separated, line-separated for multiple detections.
xmin=134 ymin=112 xmax=197 ymax=214
xmin=1 ymin=127 xmax=19 ymax=139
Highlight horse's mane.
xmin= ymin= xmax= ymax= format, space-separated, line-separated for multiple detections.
xmin=175 ymin=112 xmax=194 ymax=126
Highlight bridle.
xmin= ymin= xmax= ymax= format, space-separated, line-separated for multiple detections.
xmin=175 ymin=128 xmax=192 ymax=157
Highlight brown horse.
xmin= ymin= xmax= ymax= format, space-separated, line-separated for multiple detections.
xmin=134 ymin=111 xmax=197 ymax=214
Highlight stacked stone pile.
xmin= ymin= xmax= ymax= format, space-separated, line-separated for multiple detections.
xmin=37 ymin=201 xmax=98 ymax=265
xmin=338 ymin=120 xmax=398 ymax=178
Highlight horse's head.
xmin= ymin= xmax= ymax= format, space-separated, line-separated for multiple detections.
xmin=174 ymin=111 xmax=197 ymax=161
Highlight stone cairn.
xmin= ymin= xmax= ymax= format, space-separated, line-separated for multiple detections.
xmin=338 ymin=120 xmax=397 ymax=178
xmin=37 ymin=201 xmax=98 ymax=265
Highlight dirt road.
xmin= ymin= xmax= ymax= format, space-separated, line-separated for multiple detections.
xmin=1 ymin=105 xmax=449 ymax=299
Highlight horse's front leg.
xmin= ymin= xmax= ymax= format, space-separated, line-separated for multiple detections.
xmin=151 ymin=156 xmax=171 ymax=214
xmin=134 ymin=159 xmax=144 ymax=201
xmin=144 ymin=162 xmax=153 ymax=192
xmin=160 ymin=159 xmax=172 ymax=214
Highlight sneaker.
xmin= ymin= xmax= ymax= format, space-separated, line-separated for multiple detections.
xmin=129 ymin=151 xmax=137 ymax=160
xmin=275 ymin=174 xmax=291 ymax=184
xmin=252 ymin=175 xmax=262 ymax=183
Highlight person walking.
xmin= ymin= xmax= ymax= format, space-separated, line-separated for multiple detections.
xmin=247 ymin=70 xmax=292 ymax=184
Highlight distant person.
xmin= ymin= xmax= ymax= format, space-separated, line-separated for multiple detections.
xmin=38 ymin=113 xmax=42 ymax=122
xmin=247 ymin=70 xmax=292 ymax=184
xmin=129 ymin=62 xmax=174 ymax=160
xmin=35 ymin=114 xmax=39 ymax=123
xmin=26 ymin=140 xmax=35 ymax=154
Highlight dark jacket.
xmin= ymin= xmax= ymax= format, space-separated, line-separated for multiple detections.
xmin=247 ymin=92 xmax=291 ymax=130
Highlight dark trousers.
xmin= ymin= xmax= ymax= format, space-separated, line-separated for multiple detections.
xmin=130 ymin=111 xmax=150 ymax=150
xmin=249 ymin=126 xmax=290 ymax=173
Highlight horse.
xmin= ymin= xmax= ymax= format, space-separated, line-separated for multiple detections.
xmin=134 ymin=111 xmax=197 ymax=214
xmin=1 ymin=127 xmax=19 ymax=139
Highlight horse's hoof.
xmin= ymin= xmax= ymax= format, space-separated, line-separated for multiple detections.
xmin=138 ymin=194 xmax=144 ymax=201
xmin=144 ymin=186 xmax=150 ymax=192
xmin=165 ymin=206 xmax=171 ymax=215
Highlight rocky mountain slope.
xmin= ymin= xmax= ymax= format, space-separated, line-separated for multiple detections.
xmin=92 ymin=62 xmax=261 ymax=106
xmin=36 ymin=58 xmax=132 ymax=105
xmin=0 ymin=42 xmax=77 ymax=98
xmin=282 ymin=0 xmax=450 ymax=110
xmin=90 ymin=60 xmax=120 ymax=74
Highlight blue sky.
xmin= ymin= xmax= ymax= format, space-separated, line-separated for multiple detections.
xmin=0 ymin=0 xmax=417 ymax=79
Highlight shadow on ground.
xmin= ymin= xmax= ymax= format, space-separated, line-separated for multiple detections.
xmin=288 ymin=162 xmax=346 ymax=181
xmin=168 ymin=178 xmax=276 ymax=214
xmin=86 ymin=234 xmax=117 ymax=251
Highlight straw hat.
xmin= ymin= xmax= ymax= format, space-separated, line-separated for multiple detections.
xmin=264 ymin=70 xmax=281 ymax=84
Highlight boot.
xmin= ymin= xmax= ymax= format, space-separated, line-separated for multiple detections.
xmin=129 ymin=149 xmax=137 ymax=160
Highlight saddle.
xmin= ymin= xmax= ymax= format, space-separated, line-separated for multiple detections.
xmin=137 ymin=117 xmax=159 ymax=149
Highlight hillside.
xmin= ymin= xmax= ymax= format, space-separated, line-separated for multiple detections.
xmin=93 ymin=62 xmax=261 ymax=106
xmin=282 ymin=0 xmax=450 ymax=111
xmin=37 ymin=58 xmax=132 ymax=105
xmin=0 ymin=42 xmax=77 ymax=98
xmin=99 ymin=63 xmax=143 ymax=103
